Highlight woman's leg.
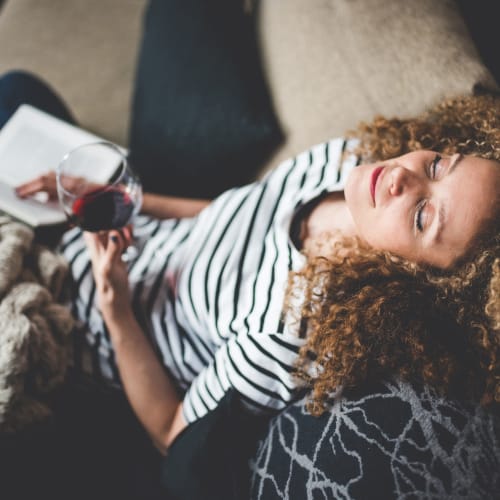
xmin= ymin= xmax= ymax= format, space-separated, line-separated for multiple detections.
xmin=0 ymin=70 xmax=75 ymax=128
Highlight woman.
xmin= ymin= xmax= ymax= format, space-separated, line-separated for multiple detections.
xmin=289 ymin=96 xmax=500 ymax=416
xmin=10 ymin=71 xmax=500 ymax=454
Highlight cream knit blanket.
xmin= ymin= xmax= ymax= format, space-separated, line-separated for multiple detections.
xmin=0 ymin=216 xmax=74 ymax=433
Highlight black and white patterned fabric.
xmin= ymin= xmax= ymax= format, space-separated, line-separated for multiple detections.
xmin=250 ymin=381 xmax=500 ymax=499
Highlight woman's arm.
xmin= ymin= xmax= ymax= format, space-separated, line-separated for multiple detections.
xmin=15 ymin=171 xmax=212 ymax=220
xmin=140 ymin=192 xmax=211 ymax=219
xmin=83 ymin=229 xmax=186 ymax=453
xmin=104 ymin=305 xmax=186 ymax=453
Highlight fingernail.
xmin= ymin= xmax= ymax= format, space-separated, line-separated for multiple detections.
xmin=110 ymin=235 xmax=118 ymax=243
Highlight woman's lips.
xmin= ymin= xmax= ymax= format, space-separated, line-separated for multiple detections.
xmin=370 ymin=166 xmax=384 ymax=205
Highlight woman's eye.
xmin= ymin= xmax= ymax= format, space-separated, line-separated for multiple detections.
xmin=415 ymin=200 xmax=427 ymax=233
xmin=429 ymin=154 xmax=443 ymax=179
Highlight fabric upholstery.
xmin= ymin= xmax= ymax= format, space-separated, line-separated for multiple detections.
xmin=250 ymin=381 xmax=500 ymax=499
xmin=255 ymin=0 xmax=499 ymax=174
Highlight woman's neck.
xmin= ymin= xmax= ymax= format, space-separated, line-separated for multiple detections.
xmin=301 ymin=192 xmax=358 ymax=255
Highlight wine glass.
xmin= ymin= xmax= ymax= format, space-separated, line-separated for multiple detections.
xmin=56 ymin=141 xmax=142 ymax=260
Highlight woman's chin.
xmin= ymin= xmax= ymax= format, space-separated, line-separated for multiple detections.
xmin=343 ymin=167 xmax=363 ymax=214
xmin=343 ymin=168 xmax=356 ymax=203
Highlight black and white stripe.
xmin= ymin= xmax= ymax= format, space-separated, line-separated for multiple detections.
xmin=60 ymin=137 xmax=359 ymax=423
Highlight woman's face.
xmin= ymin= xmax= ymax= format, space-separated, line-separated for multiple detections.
xmin=344 ymin=150 xmax=499 ymax=268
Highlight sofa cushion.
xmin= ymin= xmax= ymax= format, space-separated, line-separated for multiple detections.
xmin=0 ymin=0 xmax=147 ymax=146
xmin=128 ymin=0 xmax=283 ymax=198
xmin=250 ymin=381 xmax=500 ymax=499
xmin=255 ymin=0 xmax=499 ymax=174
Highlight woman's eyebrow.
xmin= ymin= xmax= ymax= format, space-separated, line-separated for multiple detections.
xmin=434 ymin=204 xmax=446 ymax=244
xmin=432 ymin=154 xmax=463 ymax=244
xmin=448 ymin=153 xmax=464 ymax=175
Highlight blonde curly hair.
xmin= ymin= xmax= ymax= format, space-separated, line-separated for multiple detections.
xmin=289 ymin=92 xmax=500 ymax=415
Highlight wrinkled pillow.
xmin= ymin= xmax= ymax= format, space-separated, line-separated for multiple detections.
xmin=128 ymin=0 xmax=283 ymax=198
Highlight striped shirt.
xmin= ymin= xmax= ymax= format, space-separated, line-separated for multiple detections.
xmin=60 ymin=137 xmax=359 ymax=423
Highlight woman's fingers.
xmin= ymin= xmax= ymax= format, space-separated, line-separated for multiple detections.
xmin=15 ymin=171 xmax=58 ymax=199
xmin=83 ymin=231 xmax=104 ymax=262
xmin=105 ymin=226 xmax=134 ymax=256
xmin=106 ymin=231 xmax=127 ymax=263
xmin=84 ymin=229 xmax=132 ymax=268
xmin=121 ymin=225 xmax=134 ymax=247
xmin=82 ymin=229 xmax=131 ymax=313
xmin=62 ymin=175 xmax=87 ymax=192
xmin=15 ymin=172 xmax=86 ymax=200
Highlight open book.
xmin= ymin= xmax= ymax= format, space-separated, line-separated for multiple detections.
xmin=0 ymin=105 xmax=121 ymax=227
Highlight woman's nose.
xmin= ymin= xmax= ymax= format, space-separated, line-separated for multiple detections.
xmin=389 ymin=166 xmax=414 ymax=196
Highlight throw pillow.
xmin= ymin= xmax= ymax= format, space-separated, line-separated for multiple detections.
xmin=128 ymin=0 xmax=283 ymax=198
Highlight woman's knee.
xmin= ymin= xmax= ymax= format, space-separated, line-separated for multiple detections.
xmin=0 ymin=69 xmax=74 ymax=127
xmin=0 ymin=69 xmax=46 ymax=88
xmin=0 ymin=70 xmax=54 ymax=103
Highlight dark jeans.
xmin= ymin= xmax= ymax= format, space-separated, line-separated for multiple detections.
xmin=0 ymin=70 xmax=164 ymax=500
xmin=0 ymin=70 xmax=75 ymax=129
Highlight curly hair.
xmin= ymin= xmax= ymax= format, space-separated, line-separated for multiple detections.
xmin=352 ymin=91 xmax=500 ymax=163
xmin=289 ymin=93 xmax=500 ymax=415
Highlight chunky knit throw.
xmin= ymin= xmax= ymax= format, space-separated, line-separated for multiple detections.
xmin=0 ymin=216 xmax=74 ymax=433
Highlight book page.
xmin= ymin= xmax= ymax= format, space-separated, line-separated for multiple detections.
xmin=0 ymin=180 xmax=66 ymax=226
xmin=0 ymin=123 xmax=72 ymax=185
xmin=0 ymin=105 xmax=119 ymax=186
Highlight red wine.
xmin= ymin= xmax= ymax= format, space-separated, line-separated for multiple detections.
xmin=71 ymin=187 xmax=134 ymax=232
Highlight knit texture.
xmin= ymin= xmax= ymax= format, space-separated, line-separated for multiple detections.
xmin=0 ymin=216 xmax=74 ymax=432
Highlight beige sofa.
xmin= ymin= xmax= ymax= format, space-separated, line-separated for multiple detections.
xmin=1 ymin=2 xmax=499 ymax=498
xmin=0 ymin=0 xmax=497 ymax=176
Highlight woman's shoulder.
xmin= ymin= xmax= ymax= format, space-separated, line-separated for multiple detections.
xmin=260 ymin=136 xmax=360 ymax=186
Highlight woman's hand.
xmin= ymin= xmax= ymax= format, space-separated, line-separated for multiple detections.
xmin=83 ymin=226 xmax=134 ymax=318
xmin=15 ymin=171 xmax=58 ymax=200
xmin=15 ymin=171 xmax=86 ymax=200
